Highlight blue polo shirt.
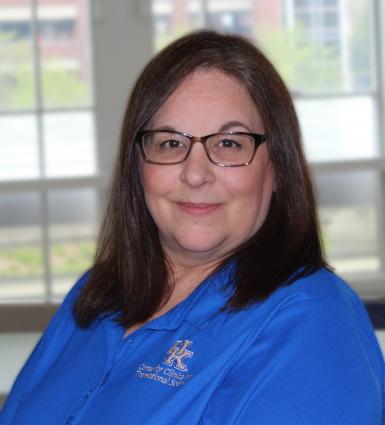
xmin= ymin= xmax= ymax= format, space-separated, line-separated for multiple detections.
xmin=1 ymin=266 xmax=384 ymax=424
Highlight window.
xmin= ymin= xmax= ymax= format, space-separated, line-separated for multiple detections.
xmin=1 ymin=0 xmax=383 ymax=303
xmin=0 ymin=0 xmax=98 ymax=302
xmin=0 ymin=2 xmax=154 ymax=400
xmin=151 ymin=0 xmax=384 ymax=297
xmin=152 ymin=0 xmax=205 ymax=51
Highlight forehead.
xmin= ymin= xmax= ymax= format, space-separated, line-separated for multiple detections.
xmin=150 ymin=69 xmax=263 ymax=133
xmin=175 ymin=69 xmax=245 ymax=95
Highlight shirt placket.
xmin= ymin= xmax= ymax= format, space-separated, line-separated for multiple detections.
xmin=62 ymin=320 xmax=140 ymax=425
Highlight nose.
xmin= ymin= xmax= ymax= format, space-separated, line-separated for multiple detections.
xmin=179 ymin=141 xmax=215 ymax=187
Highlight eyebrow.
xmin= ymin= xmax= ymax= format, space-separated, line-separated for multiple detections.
xmin=218 ymin=121 xmax=253 ymax=132
xmin=152 ymin=121 xmax=253 ymax=134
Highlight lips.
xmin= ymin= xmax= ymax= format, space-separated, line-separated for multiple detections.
xmin=176 ymin=202 xmax=223 ymax=215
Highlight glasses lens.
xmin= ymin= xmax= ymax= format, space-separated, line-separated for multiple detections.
xmin=207 ymin=133 xmax=255 ymax=166
xmin=142 ymin=132 xmax=189 ymax=163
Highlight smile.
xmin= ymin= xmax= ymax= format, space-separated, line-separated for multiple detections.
xmin=176 ymin=202 xmax=223 ymax=215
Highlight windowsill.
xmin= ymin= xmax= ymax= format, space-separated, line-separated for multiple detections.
xmin=0 ymin=304 xmax=59 ymax=332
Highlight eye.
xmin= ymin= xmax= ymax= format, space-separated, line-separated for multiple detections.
xmin=160 ymin=139 xmax=184 ymax=149
xmin=217 ymin=138 xmax=242 ymax=149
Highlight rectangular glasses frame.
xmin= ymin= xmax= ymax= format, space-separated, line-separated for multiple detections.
xmin=137 ymin=130 xmax=267 ymax=167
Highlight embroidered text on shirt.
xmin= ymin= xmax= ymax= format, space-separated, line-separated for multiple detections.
xmin=135 ymin=339 xmax=194 ymax=387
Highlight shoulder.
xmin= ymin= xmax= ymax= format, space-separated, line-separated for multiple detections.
xmin=203 ymin=269 xmax=385 ymax=424
xmin=263 ymin=268 xmax=373 ymax=342
xmin=233 ymin=267 xmax=385 ymax=379
xmin=62 ymin=269 xmax=91 ymax=306
xmin=230 ymin=267 xmax=364 ymax=325
xmin=25 ymin=270 xmax=92 ymax=369
xmin=271 ymin=267 xmax=359 ymax=307
xmin=253 ymin=267 xmax=371 ymax=326
xmin=0 ymin=270 xmax=93 ymax=421
xmin=221 ymin=267 xmax=373 ymax=337
xmin=41 ymin=270 xmax=92 ymax=339
xmin=271 ymin=268 xmax=380 ymax=346
xmin=53 ymin=269 xmax=91 ymax=319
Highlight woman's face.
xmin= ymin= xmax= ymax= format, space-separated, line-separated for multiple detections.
xmin=140 ymin=69 xmax=275 ymax=267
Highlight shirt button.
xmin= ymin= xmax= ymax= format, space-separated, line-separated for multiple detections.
xmin=65 ymin=416 xmax=74 ymax=424
xmin=128 ymin=338 xmax=135 ymax=344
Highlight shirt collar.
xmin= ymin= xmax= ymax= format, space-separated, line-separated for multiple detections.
xmin=102 ymin=261 xmax=236 ymax=339
xmin=146 ymin=261 xmax=236 ymax=336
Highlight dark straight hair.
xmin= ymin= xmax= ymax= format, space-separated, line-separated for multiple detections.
xmin=74 ymin=30 xmax=328 ymax=328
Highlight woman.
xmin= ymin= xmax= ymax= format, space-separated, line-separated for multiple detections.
xmin=1 ymin=31 xmax=384 ymax=424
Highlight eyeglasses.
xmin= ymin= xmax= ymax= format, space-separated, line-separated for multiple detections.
xmin=137 ymin=130 xmax=266 ymax=167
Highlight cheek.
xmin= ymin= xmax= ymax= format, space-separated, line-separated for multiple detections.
xmin=141 ymin=164 xmax=177 ymax=205
xmin=225 ymin=159 xmax=275 ymax=225
xmin=227 ymin=166 xmax=272 ymax=203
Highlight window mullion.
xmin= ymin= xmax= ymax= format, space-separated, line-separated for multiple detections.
xmin=0 ymin=106 xmax=95 ymax=117
xmin=202 ymin=0 xmax=209 ymax=27
xmin=372 ymin=0 xmax=385 ymax=275
xmin=373 ymin=0 xmax=385 ymax=157
xmin=31 ymin=0 xmax=53 ymax=301
xmin=30 ymin=0 xmax=44 ymax=174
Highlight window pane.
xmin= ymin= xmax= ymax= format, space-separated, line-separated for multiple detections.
xmin=152 ymin=0 xmax=204 ymax=51
xmin=268 ymin=0 xmax=375 ymax=94
xmin=0 ymin=192 xmax=45 ymax=301
xmin=150 ymin=1 xmax=377 ymax=162
xmin=253 ymin=0 xmax=374 ymax=95
xmin=37 ymin=0 xmax=92 ymax=108
xmin=0 ymin=1 xmax=36 ymax=110
xmin=315 ymin=170 xmax=380 ymax=274
xmin=43 ymin=111 xmax=96 ymax=177
xmin=48 ymin=188 xmax=98 ymax=298
xmin=207 ymin=0 xmax=252 ymax=35
xmin=296 ymin=96 xmax=377 ymax=161
xmin=0 ymin=114 xmax=39 ymax=180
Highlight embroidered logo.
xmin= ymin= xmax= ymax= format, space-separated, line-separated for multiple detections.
xmin=135 ymin=339 xmax=194 ymax=387
xmin=164 ymin=339 xmax=194 ymax=371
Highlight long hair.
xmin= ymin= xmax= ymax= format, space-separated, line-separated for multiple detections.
xmin=74 ymin=30 xmax=328 ymax=327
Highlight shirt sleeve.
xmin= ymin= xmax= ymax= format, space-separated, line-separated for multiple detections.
xmin=0 ymin=271 xmax=90 ymax=424
xmin=201 ymin=297 xmax=385 ymax=425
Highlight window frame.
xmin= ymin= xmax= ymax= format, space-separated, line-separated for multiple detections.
xmin=1 ymin=0 xmax=384 ymax=336
xmin=0 ymin=0 xmax=154 ymax=326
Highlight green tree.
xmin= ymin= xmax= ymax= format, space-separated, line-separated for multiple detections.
xmin=0 ymin=32 xmax=89 ymax=110
xmin=255 ymin=25 xmax=342 ymax=95
xmin=154 ymin=25 xmax=190 ymax=52
xmin=0 ymin=33 xmax=34 ymax=109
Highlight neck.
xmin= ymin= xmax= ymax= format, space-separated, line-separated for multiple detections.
xmin=161 ymin=254 xmax=221 ymax=309
xmin=170 ymin=252 xmax=221 ymax=283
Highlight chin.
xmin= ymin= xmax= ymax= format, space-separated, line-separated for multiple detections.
xmin=175 ymin=234 xmax=226 ymax=255
xmin=174 ymin=229 xmax=219 ymax=248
